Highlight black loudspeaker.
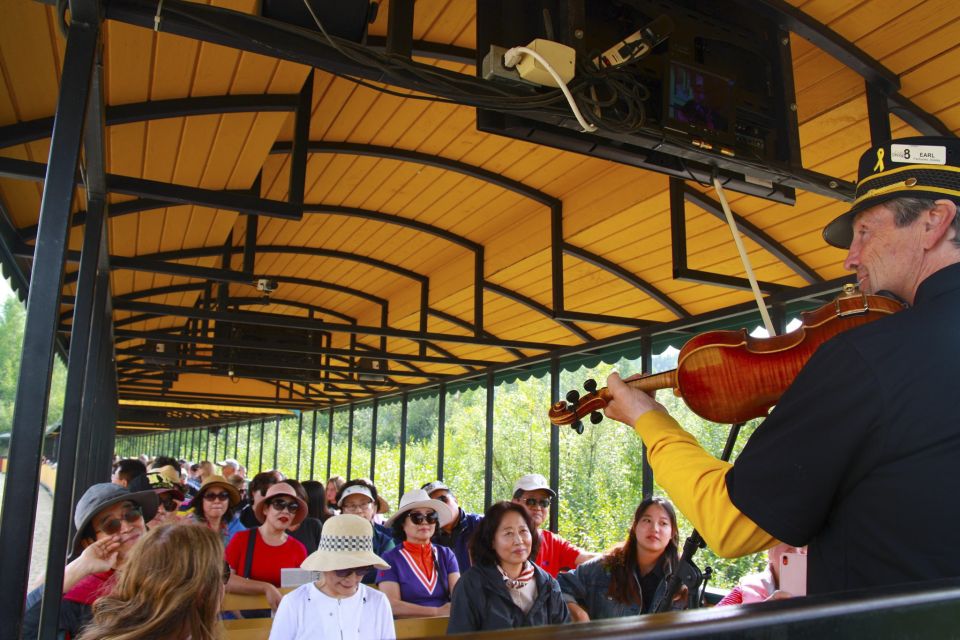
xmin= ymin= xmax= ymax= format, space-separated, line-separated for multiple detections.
xmin=261 ymin=0 xmax=377 ymax=43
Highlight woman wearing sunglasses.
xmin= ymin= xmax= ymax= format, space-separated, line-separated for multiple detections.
xmin=270 ymin=514 xmax=394 ymax=640
xmin=75 ymin=523 xmax=226 ymax=640
xmin=21 ymin=483 xmax=157 ymax=640
xmin=447 ymin=501 xmax=569 ymax=634
xmin=191 ymin=474 xmax=244 ymax=545
xmin=224 ymin=482 xmax=308 ymax=611
xmin=376 ymin=489 xmax=460 ymax=618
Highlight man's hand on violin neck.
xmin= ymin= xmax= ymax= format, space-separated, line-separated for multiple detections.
xmin=604 ymin=372 xmax=666 ymax=426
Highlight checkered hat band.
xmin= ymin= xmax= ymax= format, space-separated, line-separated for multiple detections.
xmin=319 ymin=534 xmax=373 ymax=553
xmin=856 ymin=166 xmax=960 ymax=202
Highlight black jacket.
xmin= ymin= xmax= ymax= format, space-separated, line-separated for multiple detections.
xmin=447 ymin=563 xmax=571 ymax=634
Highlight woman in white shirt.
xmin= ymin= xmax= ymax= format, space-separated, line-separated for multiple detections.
xmin=269 ymin=514 xmax=395 ymax=640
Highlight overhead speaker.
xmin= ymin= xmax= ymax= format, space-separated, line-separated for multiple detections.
xmin=261 ymin=0 xmax=378 ymax=44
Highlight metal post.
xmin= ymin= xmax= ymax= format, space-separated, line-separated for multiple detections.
xmin=641 ymin=336 xmax=654 ymax=500
xmin=437 ymin=384 xmax=446 ymax=481
xmin=346 ymin=405 xmax=354 ymax=479
xmin=484 ymin=370 xmax=494 ymax=509
xmin=245 ymin=419 xmax=252 ymax=470
xmin=325 ymin=408 xmax=333 ymax=481
xmin=257 ymin=417 xmax=264 ymax=472
xmin=549 ymin=356 xmax=560 ymax=533
xmin=294 ymin=413 xmax=303 ymax=479
xmin=39 ymin=197 xmax=106 ymax=640
xmin=369 ymin=399 xmax=378 ymax=482
xmin=309 ymin=411 xmax=318 ymax=480
xmin=399 ymin=394 xmax=408 ymax=499
xmin=273 ymin=417 xmax=280 ymax=470
xmin=0 ymin=15 xmax=100 ymax=632
xmin=224 ymin=425 xmax=230 ymax=462
xmin=234 ymin=422 xmax=240 ymax=459
xmin=213 ymin=427 xmax=219 ymax=464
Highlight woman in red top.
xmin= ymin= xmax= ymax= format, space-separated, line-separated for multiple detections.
xmin=224 ymin=482 xmax=308 ymax=611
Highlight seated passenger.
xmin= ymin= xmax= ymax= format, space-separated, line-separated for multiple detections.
xmin=336 ymin=478 xmax=397 ymax=583
xmin=75 ymin=523 xmax=226 ymax=640
xmin=21 ymin=483 xmax=158 ymax=640
xmin=130 ymin=465 xmax=185 ymax=528
xmin=284 ymin=479 xmax=324 ymax=554
xmin=448 ymin=501 xmax=570 ymax=634
xmin=326 ymin=475 xmax=346 ymax=512
xmin=558 ymin=497 xmax=686 ymax=620
xmin=190 ymin=474 xmax=245 ymax=545
xmin=225 ymin=482 xmax=309 ymax=611
xmin=716 ymin=543 xmax=808 ymax=606
xmin=270 ymin=515 xmax=395 ymax=640
xmin=301 ymin=479 xmax=333 ymax=523
xmin=421 ymin=480 xmax=483 ymax=572
xmin=511 ymin=473 xmax=597 ymax=577
xmin=377 ymin=489 xmax=460 ymax=618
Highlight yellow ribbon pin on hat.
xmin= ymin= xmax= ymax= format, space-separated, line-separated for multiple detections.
xmin=873 ymin=148 xmax=885 ymax=173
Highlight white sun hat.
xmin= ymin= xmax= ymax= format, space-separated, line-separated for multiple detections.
xmin=300 ymin=514 xmax=390 ymax=572
xmin=384 ymin=489 xmax=452 ymax=527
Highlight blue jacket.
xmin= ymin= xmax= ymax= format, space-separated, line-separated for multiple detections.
xmin=433 ymin=508 xmax=482 ymax=571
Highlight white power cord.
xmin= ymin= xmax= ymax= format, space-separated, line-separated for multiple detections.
xmin=503 ymin=46 xmax=598 ymax=133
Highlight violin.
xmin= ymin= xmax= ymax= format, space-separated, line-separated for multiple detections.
xmin=549 ymin=285 xmax=904 ymax=432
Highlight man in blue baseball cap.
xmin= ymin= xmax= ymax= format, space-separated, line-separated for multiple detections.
xmin=604 ymin=136 xmax=960 ymax=595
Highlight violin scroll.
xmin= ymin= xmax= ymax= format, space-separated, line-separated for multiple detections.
xmin=549 ymin=378 xmax=610 ymax=435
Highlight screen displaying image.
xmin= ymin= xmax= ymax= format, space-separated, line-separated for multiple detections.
xmin=667 ymin=63 xmax=733 ymax=134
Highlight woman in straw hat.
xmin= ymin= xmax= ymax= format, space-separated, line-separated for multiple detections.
xmin=191 ymin=474 xmax=244 ymax=545
xmin=225 ymin=482 xmax=309 ymax=611
xmin=270 ymin=514 xmax=395 ymax=640
xmin=376 ymin=489 xmax=460 ymax=618
xmin=75 ymin=523 xmax=226 ymax=640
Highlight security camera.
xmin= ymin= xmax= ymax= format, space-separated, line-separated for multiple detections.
xmin=255 ymin=278 xmax=278 ymax=293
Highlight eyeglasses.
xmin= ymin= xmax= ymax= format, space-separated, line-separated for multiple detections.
xmin=341 ymin=500 xmax=374 ymax=513
xmin=222 ymin=560 xmax=232 ymax=585
xmin=407 ymin=511 xmax=439 ymax=525
xmin=524 ymin=498 xmax=552 ymax=509
xmin=203 ymin=491 xmax=231 ymax=502
xmin=158 ymin=495 xmax=180 ymax=511
xmin=96 ymin=507 xmax=143 ymax=535
xmin=268 ymin=498 xmax=301 ymax=513
xmin=332 ymin=566 xmax=373 ymax=578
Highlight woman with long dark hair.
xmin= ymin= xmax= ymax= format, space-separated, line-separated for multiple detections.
xmin=558 ymin=497 xmax=683 ymax=620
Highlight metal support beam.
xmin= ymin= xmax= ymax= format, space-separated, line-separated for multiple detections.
xmin=309 ymin=411 xmax=318 ymax=480
xmin=325 ymin=408 xmax=334 ymax=482
xmin=295 ymin=413 xmax=303 ymax=479
xmin=436 ymin=383 xmax=446 ymax=481
xmin=346 ymin=405 xmax=355 ymax=479
xmin=399 ymin=394 xmax=409 ymax=499
xmin=484 ymin=370 xmax=494 ymax=510
xmin=0 ymin=16 xmax=98 ymax=635
xmin=369 ymin=399 xmax=378 ymax=482
xmin=866 ymin=82 xmax=893 ymax=147
xmin=641 ymin=337 xmax=654 ymax=500
xmin=288 ymin=72 xmax=313 ymax=207
xmin=549 ymin=356 xmax=560 ymax=533
xmin=385 ymin=0 xmax=415 ymax=57
xmin=273 ymin=417 xmax=280 ymax=470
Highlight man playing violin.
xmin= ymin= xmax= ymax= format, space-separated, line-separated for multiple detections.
xmin=604 ymin=136 xmax=960 ymax=595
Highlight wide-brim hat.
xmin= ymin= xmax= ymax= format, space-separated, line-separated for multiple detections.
xmin=301 ymin=514 xmax=390 ymax=572
xmin=385 ymin=489 xmax=452 ymax=527
xmin=254 ymin=482 xmax=307 ymax=527
xmin=217 ymin=458 xmax=240 ymax=470
xmin=144 ymin=466 xmax=185 ymax=500
xmin=513 ymin=473 xmax=556 ymax=499
xmin=148 ymin=465 xmax=183 ymax=486
xmin=824 ymin=136 xmax=960 ymax=248
xmin=71 ymin=483 xmax=158 ymax=558
xmin=197 ymin=474 xmax=241 ymax=507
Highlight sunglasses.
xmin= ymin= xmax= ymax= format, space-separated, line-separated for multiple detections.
xmin=158 ymin=495 xmax=180 ymax=511
xmin=524 ymin=498 xmax=552 ymax=509
xmin=333 ymin=566 xmax=373 ymax=578
xmin=202 ymin=491 xmax=231 ymax=502
xmin=268 ymin=499 xmax=301 ymax=513
xmin=97 ymin=507 xmax=143 ymax=535
xmin=407 ymin=511 xmax=439 ymax=525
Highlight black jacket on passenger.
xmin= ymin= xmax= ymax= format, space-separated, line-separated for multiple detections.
xmin=447 ymin=563 xmax=570 ymax=634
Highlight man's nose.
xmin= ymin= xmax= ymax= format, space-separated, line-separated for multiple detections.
xmin=843 ymin=242 xmax=860 ymax=272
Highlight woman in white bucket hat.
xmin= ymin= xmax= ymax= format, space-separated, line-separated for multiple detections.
xmin=269 ymin=514 xmax=395 ymax=640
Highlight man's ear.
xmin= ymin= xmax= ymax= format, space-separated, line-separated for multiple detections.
xmin=922 ymin=199 xmax=958 ymax=249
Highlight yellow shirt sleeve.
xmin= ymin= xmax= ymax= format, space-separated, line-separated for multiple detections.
xmin=634 ymin=410 xmax=778 ymax=558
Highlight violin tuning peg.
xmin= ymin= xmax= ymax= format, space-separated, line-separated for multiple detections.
xmin=575 ymin=422 xmax=585 ymax=435
xmin=565 ymin=389 xmax=581 ymax=404
xmin=590 ymin=411 xmax=604 ymax=425
xmin=583 ymin=379 xmax=598 ymax=393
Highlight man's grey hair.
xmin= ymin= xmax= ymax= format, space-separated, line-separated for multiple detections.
xmin=889 ymin=198 xmax=960 ymax=248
